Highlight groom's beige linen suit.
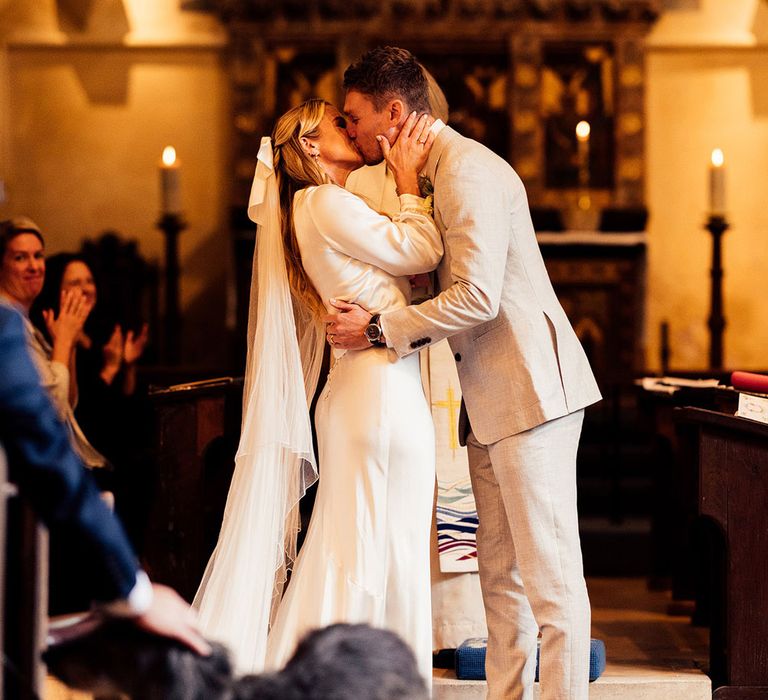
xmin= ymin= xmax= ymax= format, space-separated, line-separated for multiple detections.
xmin=381 ymin=123 xmax=602 ymax=700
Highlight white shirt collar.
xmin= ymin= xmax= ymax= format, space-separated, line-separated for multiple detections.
xmin=430 ymin=119 xmax=446 ymax=136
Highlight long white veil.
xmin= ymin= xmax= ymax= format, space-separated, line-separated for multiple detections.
xmin=193 ymin=137 xmax=324 ymax=673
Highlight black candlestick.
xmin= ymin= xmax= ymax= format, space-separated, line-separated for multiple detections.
xmin=157 ymin=212 xmax=186 ymax=364
xmin=705 ymin=214 xmax=729 ymax=370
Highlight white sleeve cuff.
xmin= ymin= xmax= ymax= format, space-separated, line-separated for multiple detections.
xmin=379 ymin=314 xmax=394 ymax=349
xmin=99 ymin=570 xmax=153 ymax=617
xmin=398 ymin=193 xmax=433 ymax=215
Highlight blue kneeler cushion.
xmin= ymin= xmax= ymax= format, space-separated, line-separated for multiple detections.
xmin=455 ymin=637 xmax=606 ymax=682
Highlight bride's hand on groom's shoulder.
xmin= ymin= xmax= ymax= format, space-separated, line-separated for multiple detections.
xmin=324 ymin=299 xmax=373 ymax=351
xmin=380 ymin=112 xmax=435 ymax=197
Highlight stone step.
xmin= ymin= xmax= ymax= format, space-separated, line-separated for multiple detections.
xmin=433 ymin=666 xmax=711 ymax=699
xmin=433 ymin=576 xmax=711 ymax=700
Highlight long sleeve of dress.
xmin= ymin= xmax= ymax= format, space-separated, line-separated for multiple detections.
xmin=301 ymin=185 xmax=442 ymax=276
xmin=23 ymin=322 xmax=71 ymax=420
xmin=21 ymin=319 xmax=107 ymax=469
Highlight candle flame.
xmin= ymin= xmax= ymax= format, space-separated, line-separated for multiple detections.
xmin=162 ymin=146 xmax=177 ymax=167
xmin=711 ymin=148 xmax=724 ymax=167
xmin=575 ymin=120 xmax=591 ymax=142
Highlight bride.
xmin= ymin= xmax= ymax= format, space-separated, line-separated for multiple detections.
xmin=194 ymin=98 xmax=442 ymax=682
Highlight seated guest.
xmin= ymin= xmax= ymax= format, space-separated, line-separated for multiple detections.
xmin=1 ymin=218 xmax=120 ymax=613
xmin=0 ymin=299 xmax=210 ymax=655
xmin=31 ymin=252 xmax=151 ymax=548
xmin=30 ymin=251 xmax=149 ymax=427
xmin=0 ymin=218 xmax=108 ymax=479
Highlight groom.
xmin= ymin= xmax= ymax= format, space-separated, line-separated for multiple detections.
xmin=328 ymin=47 xmax=601 ymax=700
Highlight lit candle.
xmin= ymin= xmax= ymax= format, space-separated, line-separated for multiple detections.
xmin=575 ymin=120 xmax=591 ymax=143
xmin=575 ymin=120 xmax=591 ymax=188
xmin=709 ymin=148 xmax=725 ymax=215
xmin=160 ymin=146 xmax=182 ymax=215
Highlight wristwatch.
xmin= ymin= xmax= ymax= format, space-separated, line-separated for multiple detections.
xmin=364 ymin=314 xmax=385 ymax=346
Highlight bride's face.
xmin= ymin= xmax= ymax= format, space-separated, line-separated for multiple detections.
xmin=314 ymin=106 xmax=364 ymax=172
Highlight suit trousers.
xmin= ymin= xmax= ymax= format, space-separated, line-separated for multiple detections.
xmin=466 ymin=409 xmax=590 ymax=700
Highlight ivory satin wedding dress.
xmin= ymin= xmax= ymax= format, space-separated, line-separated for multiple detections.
xmin=263 ymin=183 xmax=442 ymax=682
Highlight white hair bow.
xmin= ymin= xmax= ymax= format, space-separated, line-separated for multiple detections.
xmin=247 ymin=136 xmax=275 ymax=225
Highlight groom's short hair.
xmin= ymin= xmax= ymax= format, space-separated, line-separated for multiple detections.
xmin=343 ymin=46 xmax=431 ymax=115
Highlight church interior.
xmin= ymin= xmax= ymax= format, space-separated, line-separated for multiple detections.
xmin=2 ymin=0 xmax=768 ymax=698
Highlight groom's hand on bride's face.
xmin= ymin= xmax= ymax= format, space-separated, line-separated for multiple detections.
xmin=324 ymin=299 xmax=373 ymax=350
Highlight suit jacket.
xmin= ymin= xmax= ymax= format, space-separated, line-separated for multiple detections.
xmin=345 ymin=163 xmax=400 ymax=217
xmin=0 ymin=302 xmax=139 ymax=603
xmin=382 ymin=125 xmax=602 ymax=444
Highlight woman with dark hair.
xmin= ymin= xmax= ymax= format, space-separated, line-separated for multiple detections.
xmin=31 ymin=252 xmax=150 ymax=553
xmin=31 ymin=253 xmax=149 ymax=449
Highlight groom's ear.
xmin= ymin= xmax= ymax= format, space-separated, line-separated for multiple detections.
xmin=387 ymin=99 xmax=407 ymax=127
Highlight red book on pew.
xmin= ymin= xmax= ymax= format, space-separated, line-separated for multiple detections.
xmin=731 ymin=371 xmax=768 ymax=395
xmin=732 ymin=372 xmax=768 ymax=424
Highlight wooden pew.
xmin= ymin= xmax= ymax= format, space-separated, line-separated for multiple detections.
xmin=679 ymin=408 xmax=768 ymax=698
xmin=142 ymin=378 xmax=242 ymax=601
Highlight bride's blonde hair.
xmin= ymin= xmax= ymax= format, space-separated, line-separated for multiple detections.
xmin=271 ymin=98 xmax=330 ymax=319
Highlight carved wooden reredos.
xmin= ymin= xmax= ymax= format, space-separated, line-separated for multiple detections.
xmin=203 ymin=0 xmax=661 ymax=214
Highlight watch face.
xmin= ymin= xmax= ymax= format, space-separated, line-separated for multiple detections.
xmin=365 ymin=323 xmax=381 ymax=341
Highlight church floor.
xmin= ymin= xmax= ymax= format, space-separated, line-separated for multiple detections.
xmin=45 ymin=577 xmax=710 ymax=699
xmin=434 ymin=576 xmax=711 ymax=699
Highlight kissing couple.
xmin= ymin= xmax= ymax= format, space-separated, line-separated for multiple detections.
xmin=194 ymin=46 xmax=601 ymax=700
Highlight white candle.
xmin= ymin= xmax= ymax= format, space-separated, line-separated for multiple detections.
xmin=575 ymin=120 xmax=591 ymax=143
xmin=160 ymin=146 xmax=182 ymax=214
xmin=576 ymin=120 xmax=591 ymax=187
xmin=709 ymin=148 xmax=725 ymax=215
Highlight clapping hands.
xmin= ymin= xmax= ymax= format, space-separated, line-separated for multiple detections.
xmin=101 ymin=326 xmax=124 ymax=380
xmin=42 ymin=288 xmax=93 ymax=346
xmin=43 ymin=288 xmax=94 ymax=365
xmin=101 ymin=323 xmax=149 ymax=387
xmin=124 ymin=324 xmax=149 ymax=366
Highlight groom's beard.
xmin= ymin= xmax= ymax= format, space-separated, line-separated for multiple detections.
xmin=354 ymin=124 xmax=399 ymax=166
xmin=354 ymin=142 xmax=384 ymax=167
xmin=364 ymin=153 xmax=385 ymax=166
